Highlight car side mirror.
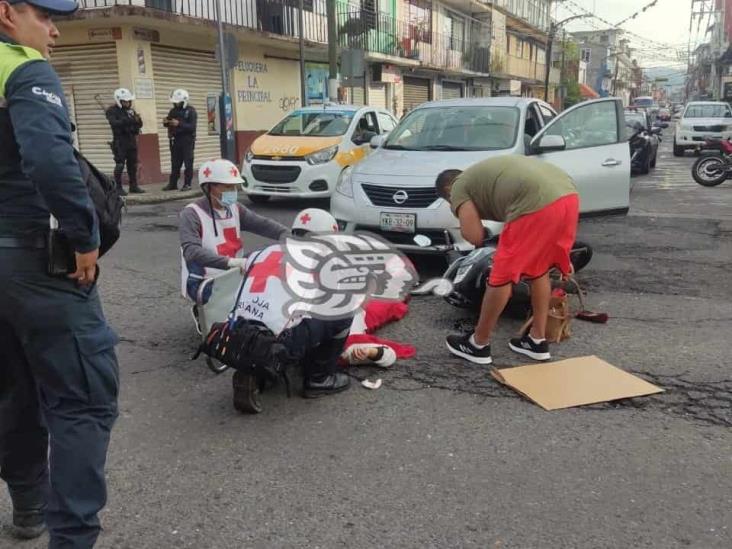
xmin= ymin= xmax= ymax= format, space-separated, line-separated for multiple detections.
xmin=532 ymin=134 xmax=566 ymax=153
xmin=370 ymin=134 xmax=385 ymax=149
xmin=355 ymin=131 xmax=377 ymax=146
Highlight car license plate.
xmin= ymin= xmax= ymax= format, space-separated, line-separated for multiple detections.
xmin=380 ymin=212 xmax=416 ymax=234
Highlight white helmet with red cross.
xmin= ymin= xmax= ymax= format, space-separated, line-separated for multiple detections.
xmin=292 ymin=208 xmax=339 ymax=234
xmin=198 ymin=159 xmax=243 ymax=187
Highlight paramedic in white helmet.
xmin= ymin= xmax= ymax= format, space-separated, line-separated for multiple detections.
xmin=162 ymin=88 xmax=197 ymax=191
xmin=105 ymin=87 xmax=143 ymax=195
xmin=232 ymin=208 xmax=352 ymax=400
xmin=179 ymin=159 xmax=288 ymax=304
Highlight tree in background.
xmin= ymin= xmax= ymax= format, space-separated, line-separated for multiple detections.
xmin=560 ymin=39 xmax=582 ymax=109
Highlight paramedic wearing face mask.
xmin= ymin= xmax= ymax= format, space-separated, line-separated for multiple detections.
xmin=179 ymin=159 xmax=288 ymax=304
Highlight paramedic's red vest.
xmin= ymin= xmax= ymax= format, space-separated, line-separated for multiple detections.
xmin=180 ymin=202 xmax=243 ymax=298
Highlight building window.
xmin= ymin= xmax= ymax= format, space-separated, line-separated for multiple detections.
xmin=407 ymin=0 xmax=432 ymax=44
xmin=536 ymin=46 xmax=545 ymax=65
xmin=515 ymin=37 xmax=523 ymax=57
xmin=600 ymin=34 xmax=608 ymax=44
xmin=581 ymin=48 xmax=591 ymax=63
xmin=443 ymin=9 xmax=465 ymax=51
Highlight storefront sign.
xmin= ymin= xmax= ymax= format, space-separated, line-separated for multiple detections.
xmin=134 ymin=78 xmax=154 ymax=100
xmin=236 ymin=58 xmax=272 ymax=103
xmin=132 ymin=28 xmax=160 ymax=42
xmin=305 ymin=62 xmax=329 ymax=103
xmin=88 ymin=28 xmax=121 ymax=42
xmin=380 ymin=64 xmax=401 ymax=84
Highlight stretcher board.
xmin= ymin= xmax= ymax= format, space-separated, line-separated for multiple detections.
xmin=197 ymin=268 xmax=244 ymax=337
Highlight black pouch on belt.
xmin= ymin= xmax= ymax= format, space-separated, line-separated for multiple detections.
xmin=47 ymin=228 xmax=77 ymax=276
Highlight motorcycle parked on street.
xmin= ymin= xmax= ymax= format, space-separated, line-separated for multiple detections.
xmin=691 ymin=137 xmax=732 ymax=187
xmin=627 ymin=120 xmax=662 ymax=175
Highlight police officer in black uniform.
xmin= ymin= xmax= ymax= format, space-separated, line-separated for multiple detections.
xmin=0 ymin=0 xmax=119 ymax=546
xmin=106 ymin=87 xmax=144 ymax=196
xmin=162 ymin=88 xmax=197 ymax=191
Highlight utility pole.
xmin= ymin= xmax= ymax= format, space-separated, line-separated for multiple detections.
xmin=326 ymin=0 xmax=339 ymax=100
xmin=611 ymin=51 xmax=620 ymax=96
xmin=560 ymin=29 xmax=566 ymax=109
xmin=543 ymin=23 xmax=554 ymax=101
xmin=544 ymin=15 xmax=589 ymax=102
xmin=215 ymin=0 xmax=234 ymax=161
xmin=299 ymin=0 xmax=306 ymax=106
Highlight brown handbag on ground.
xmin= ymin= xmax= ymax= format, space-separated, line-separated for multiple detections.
xmin=518 ymin=275 xmax=589 ymax=344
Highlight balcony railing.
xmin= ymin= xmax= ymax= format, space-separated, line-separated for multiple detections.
xmin=337 ymin=6 xmax=490 ymax=74
xmin=78 ymin=0 xmax=328 ymax=43
xmin=490 ymin=0 xmax=550 ymax=32
xmin=506 ymin=53 xmax=545 ymax=81
xmin=76 ymin=1 xmax=490 ymax=74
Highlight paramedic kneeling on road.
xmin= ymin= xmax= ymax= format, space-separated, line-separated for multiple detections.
xmin=179 ymin=159 xmax=288 ymax=303
xmin=234 ymin=209 xmax=352 ymax=399
xmin=436 ymin=155 xmax=579 ymax=365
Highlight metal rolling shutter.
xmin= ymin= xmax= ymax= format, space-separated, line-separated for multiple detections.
xmin=442 ymin=81 xmax=463 ymax=100
xmin=403 ymin=77 xmax=431 ymax=113
xmin=151 ymin=45 xmax=222 ymax=172
xmin=368 ymin=81 xmax=387 ymax=109
xmin=51 ymin=44 xmax=118 ymax=172
xmin=349 ymin=85 xmax=365 ymax=106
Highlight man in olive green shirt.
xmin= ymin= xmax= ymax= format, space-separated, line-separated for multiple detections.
xmin=436 ymin=155 xmax=579 ymax=364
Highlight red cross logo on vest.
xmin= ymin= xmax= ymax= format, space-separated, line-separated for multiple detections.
xmin=215 ymin=227 xmax=242 ymax=258
xmin=300 ymin=213 xmax=311 ymax=225
xmin=248 ymin=251 xmax=284 ymax=293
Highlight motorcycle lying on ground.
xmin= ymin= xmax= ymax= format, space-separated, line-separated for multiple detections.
xmin=411 ymin=232 xmax=593 ymax=316
xmin=691 ymin=137 xmax=732 ymax=187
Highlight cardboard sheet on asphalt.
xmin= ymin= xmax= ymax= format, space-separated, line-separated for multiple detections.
xmin=491 ymin=355 xmax=664 ymax=410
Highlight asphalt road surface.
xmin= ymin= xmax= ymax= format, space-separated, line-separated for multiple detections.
xmin=2 ymin=124 xmax=730 ymax=548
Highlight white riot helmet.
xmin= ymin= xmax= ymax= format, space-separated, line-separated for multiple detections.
xmin=292 ymin=208 xmax=339 ymax=235
xmin=170 ymin=88 xmax=190 ymax=108
xmin=198 ymin=159 xmax=244 ymax=187
xmin=114 ymin=88 xmax=135 ymax=108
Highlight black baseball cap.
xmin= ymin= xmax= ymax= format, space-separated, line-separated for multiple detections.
xmin=7 ymin=0 xmax=79 ymax=15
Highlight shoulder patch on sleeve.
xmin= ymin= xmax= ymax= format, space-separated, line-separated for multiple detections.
xmin=0 ymin=43 xmax=46 ymax=97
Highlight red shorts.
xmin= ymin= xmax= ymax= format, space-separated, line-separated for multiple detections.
xmin=488 ymin=194 xmax=579 ymax=287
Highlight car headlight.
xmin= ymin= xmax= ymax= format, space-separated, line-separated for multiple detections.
xmin=336 ymin=166 xmax=354 ymax=198
xmin=244 ymin=149 xmax=254 ymax=163
xmin=305 ymin=145 xmax=338 ymax=165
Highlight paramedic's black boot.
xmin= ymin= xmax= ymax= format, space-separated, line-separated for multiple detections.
xmin=303 ymin=372 xmax=350 ymax=398
xmin=11 ymin=506 xmax=46 ymax=540
xmin=128 ymin=184 xmax=145 ymax=194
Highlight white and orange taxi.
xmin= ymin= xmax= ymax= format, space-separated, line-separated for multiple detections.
xmin=241 ymin=104 xmax=398 ymax=202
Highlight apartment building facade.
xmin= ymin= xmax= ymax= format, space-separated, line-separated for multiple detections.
xmin=53 ymin=0 xmax=500 ymax=182
xmin=486 ymin=0 xmax=559 ymax=103
xmin=571 ymin=29 xmax=633 ymax=106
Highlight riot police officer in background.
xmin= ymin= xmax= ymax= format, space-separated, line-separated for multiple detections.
xmin=106 ymin=87 xmax=144 ymax=195
xmin=0 ymin=0 xmax=119 ymax=546
xmin=162 ymin=88 xmax=197 ymax=191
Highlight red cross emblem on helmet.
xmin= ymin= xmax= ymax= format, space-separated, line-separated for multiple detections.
xmin=203 ymin=167 xmax=212 ymax=178
xmin=300 ymin=213 xmax=311 ymax=224
xmin=230 ymin=167 xmax=239 ymax=177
